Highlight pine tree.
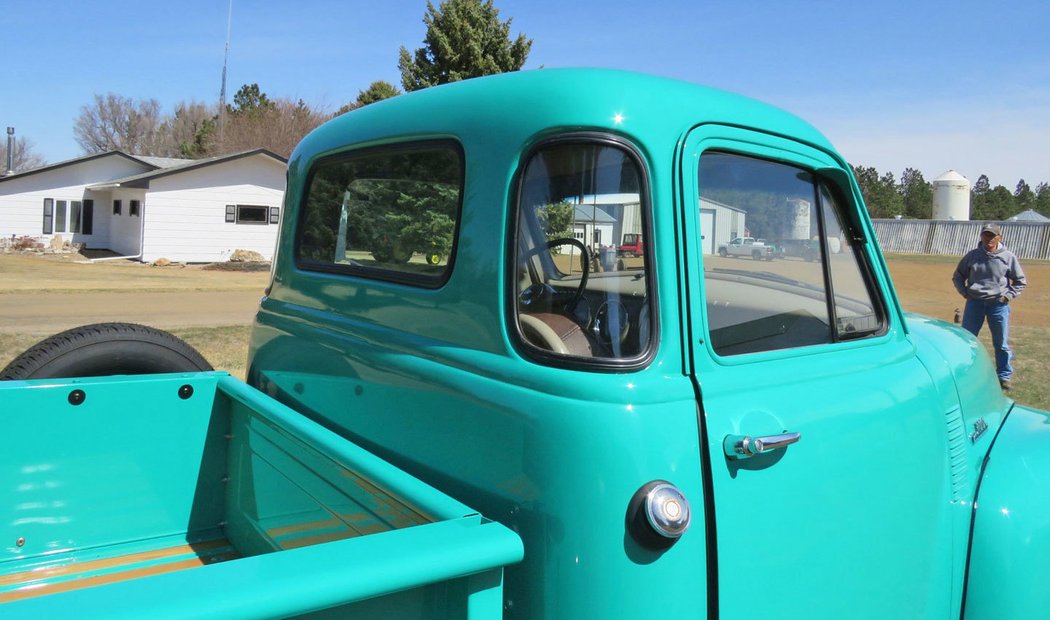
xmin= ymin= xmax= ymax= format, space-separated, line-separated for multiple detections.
xmin=1035 ymin=182 xmax=1050 ymax=215
xmin=398 ymin=0 xmax=532 ymax=92
xmin=1014 ymin=179 xmax=1035 ymax=212
xmin=900 ymin=168 xmax=932 ymax=219
xmin=337 ymin=81 xmax=403 ymax=115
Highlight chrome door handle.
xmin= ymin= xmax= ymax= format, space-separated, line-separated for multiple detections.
xmin=723 ymin=432 xmax=801 ymax=459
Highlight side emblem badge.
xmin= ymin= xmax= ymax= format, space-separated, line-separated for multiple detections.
xmin=970 ymin=418 xmax=989 ymax=444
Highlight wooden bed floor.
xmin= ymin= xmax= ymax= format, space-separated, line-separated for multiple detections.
xmin=0 ymin=539 xmax=240 ymax=603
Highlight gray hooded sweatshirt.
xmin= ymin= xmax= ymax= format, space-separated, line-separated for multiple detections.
xmin=952 ymin=242 xmax=1027 ymax=301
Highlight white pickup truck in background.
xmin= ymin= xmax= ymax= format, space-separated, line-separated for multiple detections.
xmin=717 ymin=237 xmax=775 ymax=260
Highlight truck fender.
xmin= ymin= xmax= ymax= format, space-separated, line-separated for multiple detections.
xmin=964 ymin=404 xmax=1050 ymax=618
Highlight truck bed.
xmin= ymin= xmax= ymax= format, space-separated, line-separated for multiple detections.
xmin=0 ymin=373 xmax=521 ymax=618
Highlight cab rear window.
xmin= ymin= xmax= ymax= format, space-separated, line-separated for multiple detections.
xmin=296 ymin=142 xmax=463 ymax=287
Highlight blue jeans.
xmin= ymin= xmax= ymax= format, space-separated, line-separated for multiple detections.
xmin=962 ymin=298 xmax=1013 ymax=380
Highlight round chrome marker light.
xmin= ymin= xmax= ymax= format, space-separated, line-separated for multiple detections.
xmin=644 ymin=483 xmax=692 ymax=539
xmin=627 ymin=480 xmax=692 ymax=550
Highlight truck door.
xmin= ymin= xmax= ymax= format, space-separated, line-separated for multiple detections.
xmin=680 ymin=127 xmax=957 ymax=617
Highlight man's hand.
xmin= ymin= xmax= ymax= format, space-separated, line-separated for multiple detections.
xmin=999 ymin=295 xmax=1010 ymax=304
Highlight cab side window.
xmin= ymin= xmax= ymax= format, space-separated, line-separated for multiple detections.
xmin=513 ymin=140 xmax=654 ymax=364
xmin=699 ymin=152 xmax=882 ymax=356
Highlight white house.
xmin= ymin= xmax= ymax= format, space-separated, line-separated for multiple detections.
xmin=0 ymin=149 xmax=286 ymax=262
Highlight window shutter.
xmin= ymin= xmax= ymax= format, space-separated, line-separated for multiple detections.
xmin=83 ymin=200 xmax=94 ymax=235
xmin=225 ymin=205 xmax=236 ymax=223
xmin=43 ymin=198 xmax=54 ymax=234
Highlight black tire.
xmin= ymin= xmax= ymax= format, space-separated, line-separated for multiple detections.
xmin=0 ymin=323 xmax=213 ymax=380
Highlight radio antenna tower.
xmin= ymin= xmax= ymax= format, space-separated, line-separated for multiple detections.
xmin=219 ymin=0 xmax=233 ymax=143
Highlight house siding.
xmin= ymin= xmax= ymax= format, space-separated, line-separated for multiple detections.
xmin=0 ymin=156 xmax=152 ymax=245
xmin=108 ymin=189 xmax=148 ymax=256
xmin=140 ymin=155 xmax=285 ymax=262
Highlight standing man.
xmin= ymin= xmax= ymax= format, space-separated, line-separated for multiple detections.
xmin=952 ymin=223 xmax=1027 ymax=390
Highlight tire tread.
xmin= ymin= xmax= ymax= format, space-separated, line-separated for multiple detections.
xmin=0 ymin=322 xmax=212 ymax=380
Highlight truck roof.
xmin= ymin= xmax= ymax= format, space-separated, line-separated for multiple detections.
xmin=292 ymin=68 xmax=836 ymax=164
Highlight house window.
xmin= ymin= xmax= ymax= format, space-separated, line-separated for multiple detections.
xmin=226 ymin=204 xmax=272 ymax=225
xmin=130 ymin=200 xmax=140 ymax=216
xmin=70 ymin=200 xmax=94 ymax=234
xmin=238 ymin=205 xmax=268 ymax=224
xmin=55 ymin=200 xmax=67 ymax=233
xmin=113 ymin=200 xmax=122 ymax=215
xmin=269 ymin=206 xmax=280 ymax=224
xmin=71 ymin=201 xmax=82 ymax=233
xmin=40 ymin=198 xmax=92 ymax=235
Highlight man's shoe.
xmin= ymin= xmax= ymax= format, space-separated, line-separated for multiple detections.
xmin=1000 ymin=379 xmax=1012 ymax=391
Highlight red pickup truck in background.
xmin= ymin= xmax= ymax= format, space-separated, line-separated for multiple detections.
xmin=617 ymin=233 xmax=644 ymax=257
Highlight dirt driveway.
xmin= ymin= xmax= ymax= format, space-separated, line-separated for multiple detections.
xmin=0 ymin=290 xmax=264 ymax=335
xmin=0 ymin=254 xmax=269 ymax=336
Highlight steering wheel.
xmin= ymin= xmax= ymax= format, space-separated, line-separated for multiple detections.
xmin=518 ymin=237 xmax=590 ymax=314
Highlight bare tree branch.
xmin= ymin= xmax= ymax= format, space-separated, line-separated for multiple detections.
xmin=73 ymin=93 xmax=172 ymax=155
xmin=1 ymin=136 xmax=47 ymax=172
xmin=216 ymin=97 xmax=329 ymax=158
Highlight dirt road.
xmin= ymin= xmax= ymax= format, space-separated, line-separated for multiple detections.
xmin=0 ymin=290 xmax=265 ymax=335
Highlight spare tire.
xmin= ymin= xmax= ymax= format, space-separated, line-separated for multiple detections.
xmin=0 ymin=323 xmax=213 ymax=380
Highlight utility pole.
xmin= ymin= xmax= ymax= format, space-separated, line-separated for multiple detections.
xmin=218 ymin=0 xmax=233 ymax=143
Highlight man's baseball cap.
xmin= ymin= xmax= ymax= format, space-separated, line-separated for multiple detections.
xmin=980 ymin=223 xmax=1001 ymax=236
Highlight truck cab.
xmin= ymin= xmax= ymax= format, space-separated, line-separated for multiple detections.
xmin=246 ymin=69 xmax=1046 ymax=618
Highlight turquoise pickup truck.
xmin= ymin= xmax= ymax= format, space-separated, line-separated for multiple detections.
xmin=3 ymin=69 xmax=1048 ymax=618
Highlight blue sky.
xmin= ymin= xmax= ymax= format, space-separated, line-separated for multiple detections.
xmin=4 ymin=0 xmax=1047 ymax=188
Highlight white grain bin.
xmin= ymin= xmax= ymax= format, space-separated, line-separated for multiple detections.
xmin=785 ymin=198 xmax=812 ymax=239
xmin=933 ymin=170 xmax=970 ymax=221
